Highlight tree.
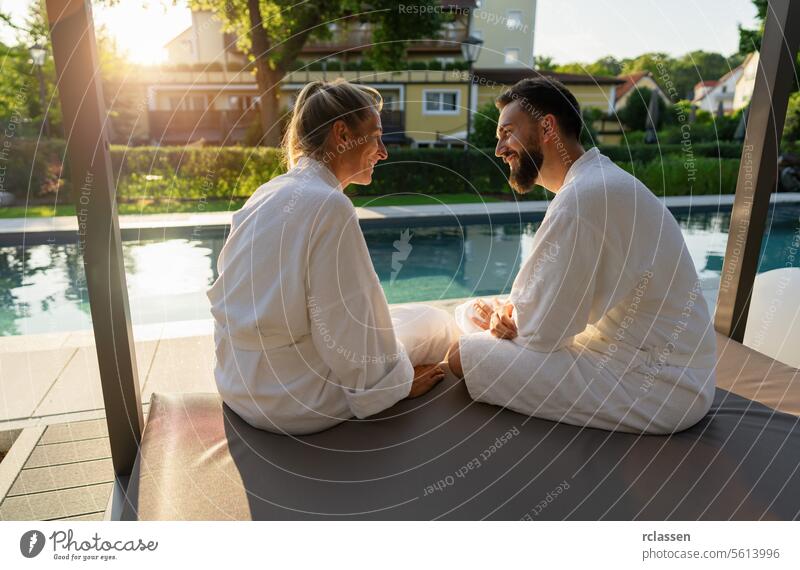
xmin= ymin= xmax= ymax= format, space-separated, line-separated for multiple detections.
xmin=617 ymin=87 xmax=666 ymax=132
xmin=470 ymin=101 xmax=499 ymax=148
xmin=189 ymin=0 xmax=444 ymax=146
xmin=784 ymin=92 xmax=800 ymax=143
xmin=0 ymin=0 xmax=62 ymax=136
xmin=737 ymin=0 xmax=799 ymax=94
xmin=556 ymin=55 xmax=621 ymax=77
xmin=621 ymin=51 xmax=739 ymax=101
xmin=533 ymin=55 xmax=556 ymax=71
xmin=738 ymin=0 xmax=767 ymax=54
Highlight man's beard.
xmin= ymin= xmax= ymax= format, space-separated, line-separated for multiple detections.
xmin=508 ymin=144 xmax=544 ymax=194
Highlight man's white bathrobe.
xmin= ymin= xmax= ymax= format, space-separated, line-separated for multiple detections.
xmin=208 ymin=157 xmax=458 ymax=435
xmin=455 ymin=147 xmax=717 ymax=434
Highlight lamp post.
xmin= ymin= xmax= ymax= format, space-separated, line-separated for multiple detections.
xmin=29 ymin=43 xmax=50 ymax=137
xmin=460 ymin=35 xmax=483 ymax=148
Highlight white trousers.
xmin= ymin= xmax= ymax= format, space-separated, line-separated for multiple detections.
xmin=454 ymin=298 xmax=716 ymax=435
xmin=390 ymin=303 xmax=461 ymax=366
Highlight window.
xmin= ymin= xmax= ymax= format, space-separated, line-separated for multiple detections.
xmin=506 ymin=10 xmax=523 ymax=30
xmin=187 ymin=95 xmax=207 ymax=111
xmin=504 ymin=48 xmax=520 ymax=64
xmin=229 ymin=95 xmax=255 ymax=111
xmin=423 ymin=90 xmax=460 ymax=114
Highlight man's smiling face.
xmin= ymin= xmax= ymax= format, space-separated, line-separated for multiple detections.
xmin=494 ymin=99 xmax=544 ymax=194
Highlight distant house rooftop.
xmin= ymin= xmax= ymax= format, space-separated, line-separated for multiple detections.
xmin=615 ymin=72 xmax=650 ymax=100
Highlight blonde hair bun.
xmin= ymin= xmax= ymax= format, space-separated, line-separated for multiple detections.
xmin=282 ymin=79 xmax=383 ymax=167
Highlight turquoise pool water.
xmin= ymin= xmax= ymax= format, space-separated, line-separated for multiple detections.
xmin=2 ymin=205 xmax=799 ymax=336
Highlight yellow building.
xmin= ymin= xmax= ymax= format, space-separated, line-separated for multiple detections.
xmin=141 ymin=4 xmax=623 ymax=147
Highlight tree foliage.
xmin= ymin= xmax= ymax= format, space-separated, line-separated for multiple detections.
xmin=556 ymin=55 xmax=622 ymax=77
xmin=188 ymin=0 xmax=444 ymax=145
xmin=621 ymin=51 xmax=736 ymax=101
xmin=470 ymin=101 xmax=499 ymax=148
xmin=616 ymin=87 xmax=666 ymax=132
xmin=738 ymin=0 xmax=767 ymax=54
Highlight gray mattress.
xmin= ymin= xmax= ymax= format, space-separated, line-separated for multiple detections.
xmin=121 ymin=374 xmax=800 ymax=520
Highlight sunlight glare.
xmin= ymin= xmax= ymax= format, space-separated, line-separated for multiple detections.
xmin=92 ymin=0 xmax=192 ymax=65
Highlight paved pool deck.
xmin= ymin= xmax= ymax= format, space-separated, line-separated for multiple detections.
xmin=3 ymin=193 xmax=800 ymax=243
xmin=0 ymin=298 xmax=468 ymax=433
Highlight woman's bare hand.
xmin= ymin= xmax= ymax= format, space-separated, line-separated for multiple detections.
xmin=489 ymin=302 xmax=518 ymax=340
xmin=407 ymin=363 xmax=445 ymax=398
xmin=470 ymin=298 xmax=501 ymax=330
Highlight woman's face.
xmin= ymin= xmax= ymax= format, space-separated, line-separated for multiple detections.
xmin=334 ymin=110 xmax=388 ymax=186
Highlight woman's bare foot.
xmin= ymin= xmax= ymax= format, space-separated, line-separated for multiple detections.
xmin=407 ymin=364 xmax=445 ymax=398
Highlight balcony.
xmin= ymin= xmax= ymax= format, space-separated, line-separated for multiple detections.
xmin=147 ymin=109 xmax=407 ymax=145
xmin=148 ymin=109 xmax=260 ymax=145
xmin=303 ymin=23 xmax=468 ymax=54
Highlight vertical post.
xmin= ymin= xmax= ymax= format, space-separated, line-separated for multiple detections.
xmin=36 ymin=65 xmax=50 ymax=137
xmin=714 ymin=0 xmax=800 ymax=342
xmin=465 ymin=65 xmax=473 ymax=148
xmin=46 ymin=0 xmax=143 ymax=475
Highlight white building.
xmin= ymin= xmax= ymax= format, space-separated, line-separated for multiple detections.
xmin=692 ymin=64 xmax=745 ymax=115
xmin=733 ymin=52 xmax=759 ymax=112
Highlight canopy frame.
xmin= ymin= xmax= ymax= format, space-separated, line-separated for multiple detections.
xmin=714 ymin=0 xmax=800 ymax=341
xmin=43 ymin=0 xmax=800 ymax=479
xmin=46 ymin=0 xmax=144 ymax=477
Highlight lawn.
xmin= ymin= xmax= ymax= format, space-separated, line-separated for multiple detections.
xmin=0 ymin=193 xmax=503 ymax=219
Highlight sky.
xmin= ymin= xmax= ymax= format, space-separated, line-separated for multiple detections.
xmin=0 ymin=0 xmax=761 ymax=65
xmin=534 ymin=0 xmax=761 ymax=62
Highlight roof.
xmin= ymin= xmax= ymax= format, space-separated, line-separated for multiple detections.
xmin=694 ymin=80 xmax=719 ymax=89
xmin=473 ymin=68 xmax=624 ymax=86
xmin=615 ymin=72 xmax=651 ymax=99
xmin=164 ymin=25 xmax=192 ymax=49
xmin=715 ymin=61 xmax=746 ymax=85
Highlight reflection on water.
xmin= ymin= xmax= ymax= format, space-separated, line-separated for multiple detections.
xmin=1 ymin=206 xmax=798 ymax=336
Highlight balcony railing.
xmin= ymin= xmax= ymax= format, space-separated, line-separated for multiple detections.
xmin=304 ymin=23 xmax=468 ymax=53
xmin=148 ymin=109 xmax=260 ymax=144
xmin=148 ymin=109 xmax=407 ymax=145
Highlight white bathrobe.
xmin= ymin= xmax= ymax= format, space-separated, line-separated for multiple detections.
xmin=455 ymin=147 xmax=717 ymax=434
xmin=208 ymin=157 xmax=458 ymax=435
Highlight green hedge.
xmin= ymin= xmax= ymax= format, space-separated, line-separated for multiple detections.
xmin=110 ymin=146 xmax=285 ymax=201
xmin=3 ymin=140 xmax=743 ymax=203
xmin=598 ymin=142 xmax=743 ymax=162
xmin=0 ymin=139 xmax=69 ymax=201
xmin=616 ymin=157 xmax=740 ymax=197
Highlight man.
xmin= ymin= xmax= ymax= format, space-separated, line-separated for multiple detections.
xmin=445 ymin=77 xmax=716 ymax=434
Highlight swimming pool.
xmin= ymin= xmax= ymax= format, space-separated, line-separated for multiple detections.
xmin=2 ymin=205 xmax=799 ymax=336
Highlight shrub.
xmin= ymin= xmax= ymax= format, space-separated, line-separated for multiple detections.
xmin=470 ymin=102 xmax=499 ymax=149
xmin=0 ymin=139 xmax=69 ymax=202
xmin=1 ymin=140 xmax=745 ymax=206
xmin=598 ymin=142 xmax=742 ymax=163
xmin=617 ymin=157 xmax=739 ymax=196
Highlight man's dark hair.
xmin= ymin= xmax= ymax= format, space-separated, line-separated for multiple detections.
xmin=496 ymin=77 xmax=583 ymax=140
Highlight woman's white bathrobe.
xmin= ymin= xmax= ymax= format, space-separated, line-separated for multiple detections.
xmin=208 ymin=157 xmax=458 ymax=435
xmin=456 ymin=147 xmax=717 ymax=434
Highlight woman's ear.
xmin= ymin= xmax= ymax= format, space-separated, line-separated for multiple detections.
xmin=332 ymin=119 xmax=348 ymax=145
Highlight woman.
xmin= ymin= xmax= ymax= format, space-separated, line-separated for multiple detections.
xmin=207 ymin=79 xmax=460 ymax=435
